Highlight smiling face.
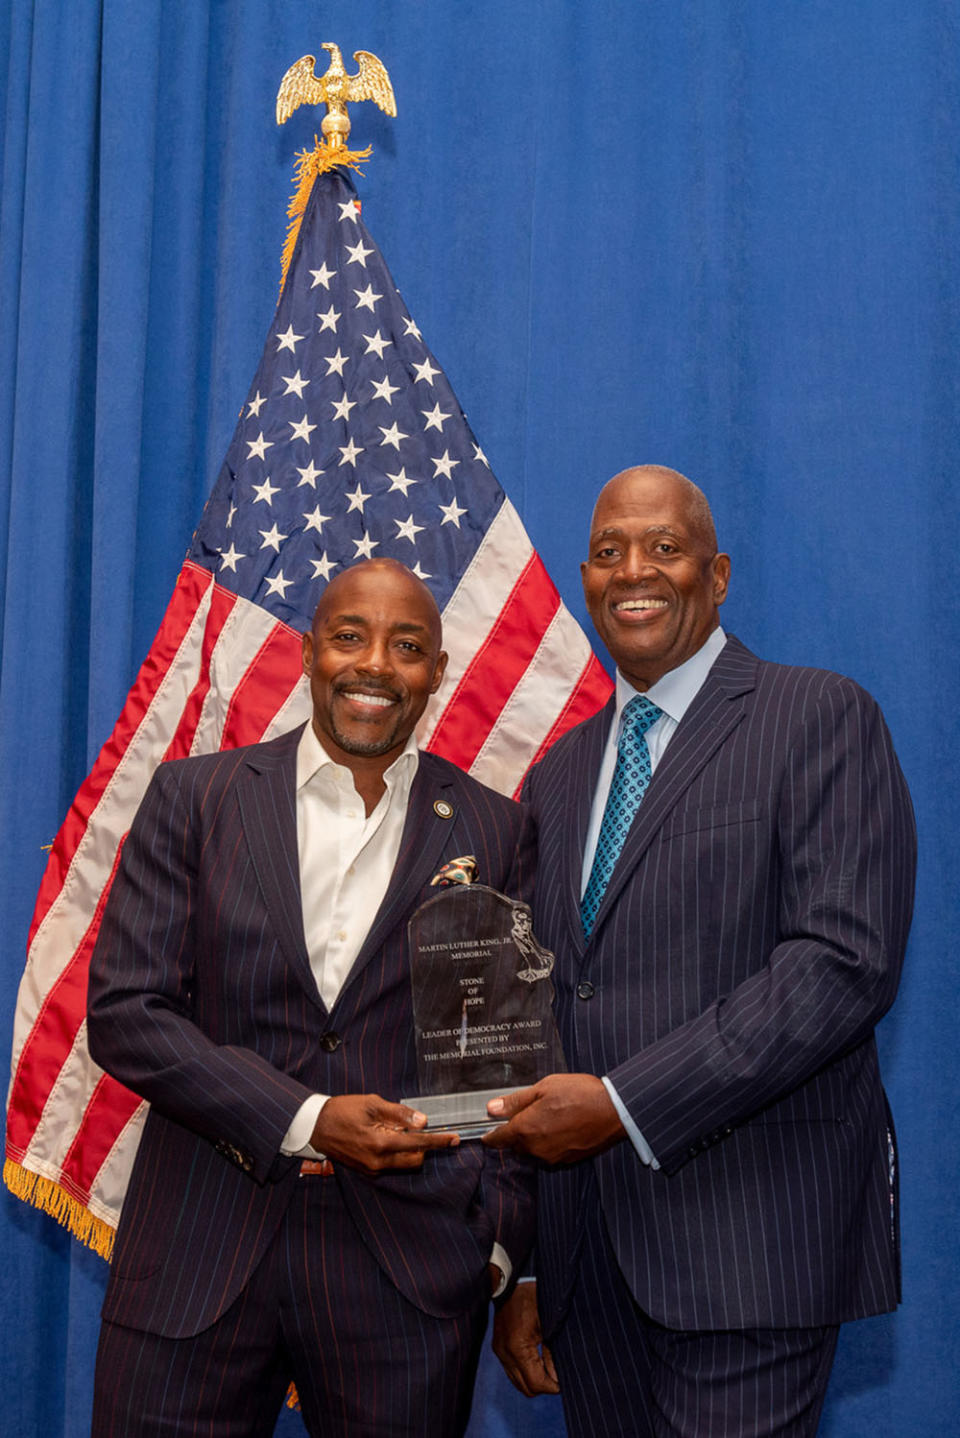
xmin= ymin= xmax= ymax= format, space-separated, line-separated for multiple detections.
xmin=581 ymin=466 xmax=730 ymax=690
xmin=301 ymin=560 xmax=447 ymax=770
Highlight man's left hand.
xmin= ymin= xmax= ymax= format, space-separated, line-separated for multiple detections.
xmin=482 ymin=1073 xmax=625 ymax=1163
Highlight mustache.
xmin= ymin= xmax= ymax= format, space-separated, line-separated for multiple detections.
xmin=333 ymin=678 xmax=402 ymax=702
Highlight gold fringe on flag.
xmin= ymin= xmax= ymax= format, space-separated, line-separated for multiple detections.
xmin=279 ymin=139 xmax=371 ymax=294
xmin=3 ymin=1158 xmax=116 ymax=1260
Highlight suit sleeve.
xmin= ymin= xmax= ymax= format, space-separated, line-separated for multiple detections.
xmin=87 ymin=761 xmax=314 ymax=1183
xmin=607 ymin=678 xmax=916 ymax=1175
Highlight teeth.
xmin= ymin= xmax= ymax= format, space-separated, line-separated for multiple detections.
xmin=615 ymin=599 xmax=668 ymax=612
xmin=343 ymin=691 xmax=395 ymax=708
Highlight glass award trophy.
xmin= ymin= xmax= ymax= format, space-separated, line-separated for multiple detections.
xmin=402 ymin=858 xmax=566 ymax=1138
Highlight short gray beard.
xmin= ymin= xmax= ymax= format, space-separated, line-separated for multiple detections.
xmin=328 ymin=719 xmax=403 ymax=758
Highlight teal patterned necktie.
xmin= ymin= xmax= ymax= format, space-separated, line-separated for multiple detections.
xmin=581 ymin=694 xmax=663 ymax=939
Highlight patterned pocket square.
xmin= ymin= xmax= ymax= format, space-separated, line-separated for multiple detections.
xmin=429 ymin=855 xmax=478 ymax=887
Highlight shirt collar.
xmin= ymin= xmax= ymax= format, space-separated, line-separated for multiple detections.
xmin=614 ymin=625 xmax=727 ymax=726
xmin=296 ymin=720 xmax=420 ymax=793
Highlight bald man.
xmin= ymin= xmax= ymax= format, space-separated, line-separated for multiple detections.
xmin=485 ymin=469 xmax=915 ymax=1437
xmin=87 ymin=559 xmax=536 ymax=1438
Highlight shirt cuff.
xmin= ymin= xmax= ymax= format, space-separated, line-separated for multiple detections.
xmin=280 ymin=1094 xmax=329 ymax=1157
xmin=602 ymin=1076 xmax=660 ymax=1170
xmin=489 ymin=1241 xmax=512 ymax=1298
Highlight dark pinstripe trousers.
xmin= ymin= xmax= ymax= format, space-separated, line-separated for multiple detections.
xmin=549 ymin=1189 xmax=839 ymax=1438
xmin=91 ymin=1174 xmax=489 ymax=1438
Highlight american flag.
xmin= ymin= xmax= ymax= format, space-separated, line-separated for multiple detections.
xmin=4 ymin=167 xmax=611 ymax=1252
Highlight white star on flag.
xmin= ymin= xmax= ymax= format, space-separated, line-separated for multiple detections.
xmin=395 ymin=514 xmax=425 ymax=544
xmin=246 ymin=432 xmax=273 ymax=461
xmin=282 ymin=371 xmax=309 ymax=398
xmin=386 ymin=467 xmax=416 ymax=496
xmin=412 ymin=358 xmax=441 ymax=385
xmin=432 ymin=450 xmax=458 ymax=479
xmin=219 ymin=543 xmax=245 ymax=571
xmin=379 ymin=422 xmax=408 ymax=450
xmin=311 ymin=553 xmax=336 ymax=580
xmin=303 ymin=507 xmax=330 ymax=534
xmin=264 ymin=570 xmax=293 ymax=597
xmin=364 ymin=330 xmax=391 ymax=358
xmin=439 ymin=498 xmax=468 ymax=528
xmin=276 ymin=324 xmax=304 ymax=352
xmin=371 ymin=375 xmax=400 ymax=404
xmin=324 ymin=349 xmax=350 ymax=377
xmin=296 ymin=460 xmax=323 ymax=488
xmin=251 ymin=477 xmax=280 ymax=505
xmin=258 ymin=524 xmax=288 ymax=552
xmin=345 ymin=238 xmax=373 ymax=266
xmin=352 ymin=532 xmax=378 ymax=558
xmin=353 ymin=284 xmax=382 ymax=312
xmin=346 ymin=483 xmax=370 ymax=513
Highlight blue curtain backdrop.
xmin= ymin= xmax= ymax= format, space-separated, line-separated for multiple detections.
xmin=1 ymin=2 xmax=956 ymax=1433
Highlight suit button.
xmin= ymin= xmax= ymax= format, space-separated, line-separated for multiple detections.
xmin=576 ymin=981 xmax=595 ymax=1000
xmin=320 ymin=1032 xmax=341 ymax=1053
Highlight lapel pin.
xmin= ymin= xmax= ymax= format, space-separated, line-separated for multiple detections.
xmin=433 ymin=799 xmax=454 ymax=820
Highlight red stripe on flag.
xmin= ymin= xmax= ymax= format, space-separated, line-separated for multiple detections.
xmin=7 ymin=839 xmax=127 ymax=1158
xmin=163 ymin=583 xmax=237 ymax=762
xmin=218 ymin=622 xmax=303 ymax=750
xmin=28 ymin=564 xmax=212 ymax=951
xmin=58 ymin=1073 xmax=143 ymax=1208
xmin=514 ymin=653 xmax=613 ymax=796
xmin=426 ymin=555 xmax=560 ymax=770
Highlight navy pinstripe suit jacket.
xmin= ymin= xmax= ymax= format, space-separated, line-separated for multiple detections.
xmin=524 ymin=636 xmax=915 ymax=1334
xmin=87 ymin=725 xmax=535 ymax=1339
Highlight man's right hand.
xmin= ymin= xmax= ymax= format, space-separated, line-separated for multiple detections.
xmin=310 ymin=1093 xmax=460 ymax=1172
xmin=493 ymin=1281 xmax=560 ymax=1397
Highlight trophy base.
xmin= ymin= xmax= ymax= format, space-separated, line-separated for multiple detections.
xmin=401 ymin=1086 xmax=523 ymax=1140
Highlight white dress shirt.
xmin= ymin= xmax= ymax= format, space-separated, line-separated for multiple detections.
xmin=584 ymin=627 xmax=728 ymax=1168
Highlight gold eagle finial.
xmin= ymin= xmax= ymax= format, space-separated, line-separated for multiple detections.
xmin=276 ymin=43 xmax=396 ymax=149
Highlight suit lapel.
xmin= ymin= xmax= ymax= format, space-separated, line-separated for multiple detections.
xmin=589 ymin=638 xmax=757 ymax=937
xmin=236 ymin=725 xmax=321 ymax=1008
xmin=562 ymin=702 xmax=614 ymax=957
xmin=334 ymin=754 xmax=460 ymax=998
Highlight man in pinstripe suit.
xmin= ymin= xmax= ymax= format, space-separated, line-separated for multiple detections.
xmin=486 ymin=467 xmax=915 ymax=1437
xmin=87 ymin=559 xmax=535 ymax=1437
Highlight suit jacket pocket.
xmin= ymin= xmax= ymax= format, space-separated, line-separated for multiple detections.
xmin=659 ymin=799 xmax=763 ymax=839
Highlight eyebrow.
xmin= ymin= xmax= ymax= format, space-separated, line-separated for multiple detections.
xmin=591 ymin=524 xmax=685 ymax=541
xmin=326 ymin=613 xmax=430 ymax=635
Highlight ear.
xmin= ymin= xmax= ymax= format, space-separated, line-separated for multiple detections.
xmin=712 ymin=553 xmax=731 ymax=606
xmin=430 ymin=649 xmax=449 ymax=694
xmin=301 ymin=630 xmax=314 ymax=675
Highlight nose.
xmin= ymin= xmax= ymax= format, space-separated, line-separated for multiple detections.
xmin=356 ymin=639 xmax=392 ymax=675
xmin=617 ymin=543 xmax=658 ymax=582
